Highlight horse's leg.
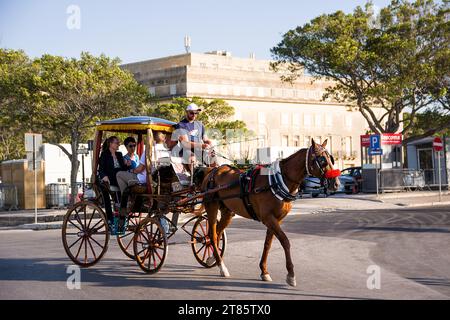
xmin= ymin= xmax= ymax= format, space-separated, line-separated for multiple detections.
xmin=259 ymin=228 xmax=274 ymax=282
xmin=205 ymin=202 xmax=230 ymax=277
xmin=264 ymin=217 xmax=296 ymax=287
xmin=216 ymin=207 xmax=233 ymax=242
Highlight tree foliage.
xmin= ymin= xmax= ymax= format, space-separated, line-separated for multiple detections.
xmin=272 ymin=0 xmax=449 ymax=144
xmin=147 ymin=96 xmax=249 ymax=139
xmin=0 ymin=49 xmax=150 ymax=201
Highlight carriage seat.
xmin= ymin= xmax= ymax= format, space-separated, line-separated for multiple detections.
xmin=170 ymin=156 xmax=191 ymax=186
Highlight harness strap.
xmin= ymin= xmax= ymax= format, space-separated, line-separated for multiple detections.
xmin=239 ymin=168 xmax=260 ymax=221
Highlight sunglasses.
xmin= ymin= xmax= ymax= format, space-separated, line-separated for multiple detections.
xmin=188 ymin=111 xmax=199 ymax=115
xmin=127 ymin=144 xmax=136 ymax=148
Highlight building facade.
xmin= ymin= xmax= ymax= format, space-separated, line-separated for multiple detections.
xmin=122 ymin=51 xmax=385 ymax=169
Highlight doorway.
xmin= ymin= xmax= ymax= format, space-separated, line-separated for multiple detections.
xmin=417 ymin=148 xmax=434 ymax=185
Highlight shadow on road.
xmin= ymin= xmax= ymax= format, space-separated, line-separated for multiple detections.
xmin=0 ymin=257 xmax=375 ymax=300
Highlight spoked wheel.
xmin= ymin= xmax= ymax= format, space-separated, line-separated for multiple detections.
xmin=191 ymin=215 xmax=227 ymax=268
xmin=117 ymin=211 xmax=147 ymax=260
xmin=133 ymin=217 xmax=168 ymax=274
xmin=62 ymin=201 xmax=109 ymax=267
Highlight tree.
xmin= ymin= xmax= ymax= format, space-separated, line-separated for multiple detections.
xmin=271 ymin=0 xmax=449 ymax=145
xmin=0 ymin=49 xmax=40 ymax=161
xmin=0 ymin=50 xmax=150 ymax=202
xmin=147 ymin=96 xmax=249 ymax=138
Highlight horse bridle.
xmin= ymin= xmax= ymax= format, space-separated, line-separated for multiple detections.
xmin=305 ymin=145 xmax=338 ymax=179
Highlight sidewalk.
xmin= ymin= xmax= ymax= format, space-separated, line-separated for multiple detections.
xmin=1 ymin=190 xmax=449 ymax=231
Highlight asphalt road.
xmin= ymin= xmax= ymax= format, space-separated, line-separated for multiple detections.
xmin=0 ymin=205 xmax=449 ymax=300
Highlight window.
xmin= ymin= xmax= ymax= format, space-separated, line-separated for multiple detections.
xmin=281 ymin=113 xmax=289 ymax=126
xmin=315 ymin=114 xmax=322 ymax=127
xmin=149 ymin=87 xmax=155 ymax=96
xmin=258 ymin=112 xmax=266 ymax=124
xmin=345 ymin=115 xmax=352 ymax=128
xmin=345 ymin=136 xmax=352 ymax=155
xmin=304 ymin=136 xmax=311 ymax=146
xmin=199 ymin=63 xmax=207 ymax=68
xmin=304 ymin=114 xmax=312 ymax=127
xmin=293 ymin=135 xmax=300 ymax=147
xmin=169 ymin=84 xmax=177 ymax=95
xmin=245 ymin=87 xmax=252 ymax=97
xmin=257 ymin=87 xmax=265 ymax=97
xmin=292 ymin=113 xmax=300 ymax=126
xmin=326 ymin=136 xmax=333 ymax=153
xmin=325 ymin=114 xmax=332 ymax=127
xmin=282 ymin=135 xmax=289 ymax=147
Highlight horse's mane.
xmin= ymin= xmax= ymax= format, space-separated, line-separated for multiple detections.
xmin=280 ymin=148 xmax=307 ymax=164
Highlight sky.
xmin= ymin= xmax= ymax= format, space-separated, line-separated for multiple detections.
xmin=0 ymin=0 xmax=392 ymax=64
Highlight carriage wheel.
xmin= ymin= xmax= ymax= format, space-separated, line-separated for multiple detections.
xmin=133 ymin=217 xmax=168 ymax=274
xmin=62 ymin=201 xmax=109 ymax=267
xmin=191 ymin=215 xmax=227 ymax=268
xmin=117 ymin=211 xmax=147 ymax=260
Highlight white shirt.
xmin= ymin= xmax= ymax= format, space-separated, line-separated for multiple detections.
xmin=136 ymin=152 xmax=147 ymax=184
xmin=137 ymin=144 xmax=171 ymax=184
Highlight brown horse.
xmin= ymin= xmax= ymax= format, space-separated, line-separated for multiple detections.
xmin=201 ymin=138 xmax=340 ymax=287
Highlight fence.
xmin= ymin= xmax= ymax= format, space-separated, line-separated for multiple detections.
xmin=0 ymin=184 xmax=19 ymax=211
xmin=45 ymin=183 xmax=70 ymax=208
xmin=379 ymin=169 xmax=429 ymax=192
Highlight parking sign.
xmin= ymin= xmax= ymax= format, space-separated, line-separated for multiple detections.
xmin=370 ymin=135 xmax=381 ymax=150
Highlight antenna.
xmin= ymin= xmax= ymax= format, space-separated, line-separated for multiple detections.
xmin=184 ymin=35 xmax=191 ymax=53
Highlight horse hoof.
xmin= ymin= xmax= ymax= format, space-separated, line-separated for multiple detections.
xmin=286 ymin=275 xmax=297 ymax=287
xmin=219 ymin=263 xmax=230 ymax=278
xmin=260 ymin=274 xmax=273 ymax=282
xmin=206 ymin=256 xmax=216 ymax=267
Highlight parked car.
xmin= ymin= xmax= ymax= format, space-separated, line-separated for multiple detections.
xmin=299 ymin=176 xmax=332 ymax=198
xmin=338 ymin=166 xmax=362 ymax=194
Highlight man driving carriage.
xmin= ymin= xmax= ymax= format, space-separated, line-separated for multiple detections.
xmin=172 ymin=103 xmax=216 ymax=170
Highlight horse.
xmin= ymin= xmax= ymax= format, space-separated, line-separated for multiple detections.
xmin=200 ymin=138 xmax=341 ymax=287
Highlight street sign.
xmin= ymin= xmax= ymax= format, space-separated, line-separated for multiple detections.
xmin=370 ymin=134 xmax=381 ymax=150
xmin=433 ymin=137 xmax=443 ymax=152
xmin=368 ymin=148 xmax=383 ymax=156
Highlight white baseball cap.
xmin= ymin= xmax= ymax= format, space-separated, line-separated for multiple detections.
xmin=186 ymin=103 xmax=202 ymax=112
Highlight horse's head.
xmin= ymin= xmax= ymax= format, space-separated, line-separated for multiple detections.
xmin=306 ymin=138 xmax=341 ymax=192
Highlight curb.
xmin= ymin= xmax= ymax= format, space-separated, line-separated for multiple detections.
xmin=397 ymin=201 xmax=450 ymax=208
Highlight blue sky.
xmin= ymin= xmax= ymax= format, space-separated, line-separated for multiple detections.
xmin=0 ymin=0 xmax=392 ymax=64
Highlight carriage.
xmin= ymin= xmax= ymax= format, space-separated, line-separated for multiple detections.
xmin=61 ymin=116 xmax=226 ymax=274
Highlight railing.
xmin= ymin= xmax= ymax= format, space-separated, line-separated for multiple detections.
xmin=0 ymin=183 xmax=19 ymax=211
xmin=379 ymin=169 xmax=432 ymax=192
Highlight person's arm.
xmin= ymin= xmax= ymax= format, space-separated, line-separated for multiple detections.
xmin=118 ymin=152 xmax=129 ymax=171
xmin=179 ymin=134 xmax=209 ymax=149
xmin=98 ymin=153 xmax=110 ymax=183
xmin=130 ymin=163 xmax=145 ymax=174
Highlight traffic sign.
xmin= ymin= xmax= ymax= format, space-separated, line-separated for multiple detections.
xmin=433 ymin=137 xmax=443 ymax=152
xmin=368 ymin=148 xmax=383 ymax=156
xmin=370 ymin=135 xmax=381 ymax=150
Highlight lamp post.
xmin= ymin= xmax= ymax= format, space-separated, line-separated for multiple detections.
xmin=77 ymin=145 xmax=89 ymax=195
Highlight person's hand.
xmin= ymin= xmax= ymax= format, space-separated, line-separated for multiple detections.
xmin=201 ymin=143 xmax=209 ymax=149
xmin=125 ymin=159 xmax=131 ymax=166
xmin=102 ymin=176 xmax=110 ymax=183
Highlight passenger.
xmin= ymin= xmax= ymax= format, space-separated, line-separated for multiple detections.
xmin=98 ymin=136 xmax=129 ymax=224
xmin=123 ymin=137 xmax=139 ymax=169
xmin=115 ymin=131 xmax=171 ymax=233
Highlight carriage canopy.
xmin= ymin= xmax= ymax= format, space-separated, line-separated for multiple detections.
xmin=96 ymin=116 xmax=176 ymax=134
